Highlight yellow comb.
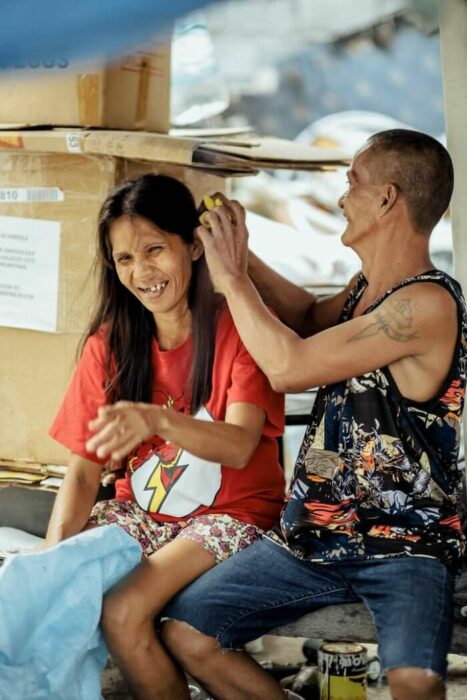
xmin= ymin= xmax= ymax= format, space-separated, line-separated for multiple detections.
xmin=199 ymin=194 xmax=223 ymax=227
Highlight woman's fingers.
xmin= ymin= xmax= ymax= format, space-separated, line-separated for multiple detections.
xmin=86 ymin=403 xmax=154 ymax=458
xmin=87 ymin=423 xmax=138 ymax=459
xmin=86 ymin=418 xmax=121 ymax=454
xmin=107 ymin=433 xmax=141 ymax=461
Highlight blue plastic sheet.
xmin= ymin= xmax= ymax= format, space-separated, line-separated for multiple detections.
xmin=0 ymin=525 xmax=141 ymax=700
xmin=0 ymin=0 xmax=223 ymax=68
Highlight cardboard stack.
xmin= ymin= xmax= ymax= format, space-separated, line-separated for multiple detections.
xmin=0 ymin=45 xmax=350 ymax=501
xmin=0 ymin=39 xmax=172 ymax=132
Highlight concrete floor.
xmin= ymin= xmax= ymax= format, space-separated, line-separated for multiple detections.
xmin=101 ymin=635 xmax=467 ymax=699
xmin=256 ymin=637 xmax=467 ymax=700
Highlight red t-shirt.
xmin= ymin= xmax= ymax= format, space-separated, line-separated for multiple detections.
xmin=49 ymin=307 xmax=285 ymax=530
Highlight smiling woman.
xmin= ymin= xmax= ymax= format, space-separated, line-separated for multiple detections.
xmin=90 ymin=174 xmax=216 ymax=413
xmin=110 ymin=214 xmax=202 ymax=347
xmin=41 ymin=174 xmax=285 ymax=698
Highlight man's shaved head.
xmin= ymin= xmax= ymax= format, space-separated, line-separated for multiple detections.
xmin=364 ymin=129 xmax=454 ymax=233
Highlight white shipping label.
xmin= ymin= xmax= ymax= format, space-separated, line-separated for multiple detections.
xmin=0 ymin=188 xmax=64 ymax=203
xmin=0 ymin=215 xmax=61 ymax=332
xmin=66 ymin=132 xmax=82 ymax=153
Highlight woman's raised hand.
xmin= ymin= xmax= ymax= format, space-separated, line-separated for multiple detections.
xmin=196 ymin=193 xmax=249 ymax=293
xmin=86 ymin=401 xmax=162 ymax=461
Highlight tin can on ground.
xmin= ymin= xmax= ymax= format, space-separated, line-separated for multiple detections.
xmin=318 ymin=642 xmax=367 ymax=700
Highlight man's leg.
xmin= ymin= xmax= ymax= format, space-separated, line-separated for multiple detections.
xmin=346 ymin=556 xmax=454 ymax=700
xmin=163 ymin=622 xmax=287 ymax=700
xmin=386 ymin=668 xmax=445 ymax=700
xmin=162 ymin=538 xmax=359 ymax=700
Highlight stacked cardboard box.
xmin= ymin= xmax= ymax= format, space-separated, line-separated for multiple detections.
xmin=0 ymin=39 xmax=171 ymax=132
xmin=0 ymin=57 xmax=349 ymax=494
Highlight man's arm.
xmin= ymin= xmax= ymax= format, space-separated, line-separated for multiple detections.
xmin=220 ymin=276 xmax=456 ymax=395
xmin=248 ymin=250 xmax=359 ymax=337
xmin=197 ymin=199 xmax=457 ymax=395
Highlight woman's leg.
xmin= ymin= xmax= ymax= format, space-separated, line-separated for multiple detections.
xmin=101 ymin=537 xmax=217 ymax=700
xmin=100 ymin=512 xmax=262 ymax=699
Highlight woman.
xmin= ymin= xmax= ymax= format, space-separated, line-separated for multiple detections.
xmin=45 ymin=174 xmax=285 ymax=697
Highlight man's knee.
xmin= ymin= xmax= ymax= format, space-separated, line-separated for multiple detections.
xmin=162 ymin=619 xmax=220 ymax=668
xmin=387 ymin=667 xmax=445 ymax=700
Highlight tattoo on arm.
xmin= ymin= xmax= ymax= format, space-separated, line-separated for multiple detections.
xmin=348 ymin=298 xmax=418 ymax=343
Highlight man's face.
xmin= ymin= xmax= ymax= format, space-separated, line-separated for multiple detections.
xmin=338 ymin=146 xmax=386 ymax=249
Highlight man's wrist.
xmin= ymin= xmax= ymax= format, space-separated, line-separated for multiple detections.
xmin=246 ymin=249 xmax=257 ymax=273
xmin=221 ymin=272 xmax=250 ymax=298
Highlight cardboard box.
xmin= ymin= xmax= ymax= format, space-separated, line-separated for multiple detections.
xmin=0 ymin=40 xmax=171 ymax=131
xmin=0 ymin=128 xmax=351 ymax=176
xmin=0 ymin=149 xmax=225 ymax=465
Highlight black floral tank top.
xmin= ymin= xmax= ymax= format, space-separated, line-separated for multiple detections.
xmin=273 ymin=270 xmax=467 ymax=574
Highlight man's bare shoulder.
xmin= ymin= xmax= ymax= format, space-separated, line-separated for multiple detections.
xmin=348 ymin=281 xmax=457 ymax=348
xmin=366 ymin=280 xmax=458 ymax=355
xmin=375 ymin=281 xmax=460 ymax=401
xmin=391 ymin=280 xmax=458 ymax=326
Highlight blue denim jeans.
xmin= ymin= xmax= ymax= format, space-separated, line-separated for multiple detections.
xmin=164 ymin=537 xmax=454 ymax=679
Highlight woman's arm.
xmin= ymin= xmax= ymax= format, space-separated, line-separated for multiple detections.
xmin=44 ymin=452 xmax=104 ymax=547
xmin=86 ymin=401 xmax=266 ymax=469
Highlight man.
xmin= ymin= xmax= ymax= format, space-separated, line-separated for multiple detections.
xmin=154 ymin=129 xmax=467 ymax=700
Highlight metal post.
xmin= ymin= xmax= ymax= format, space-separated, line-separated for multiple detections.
xmin=439 ymin=0 xmax=467 ymax=465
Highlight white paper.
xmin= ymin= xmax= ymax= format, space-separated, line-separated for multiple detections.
xmin=0 ymin=527 xmax=44 ymax=559
xmin=0 ymin=215 xmax=61 ymax=332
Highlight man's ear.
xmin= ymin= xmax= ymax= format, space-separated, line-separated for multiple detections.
xmin=191 ymin=233 xmax=204 ymax=261
xmin=380 ymin=183 xmax=398 ymax=212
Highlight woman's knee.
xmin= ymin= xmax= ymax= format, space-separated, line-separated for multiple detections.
xmin=387 ymin=667 xmax=445 ymax=700
xmin=162 ymin=619 xmax=219 ymax=667
xmin=101 ymin=586 xmax=150 ymax=639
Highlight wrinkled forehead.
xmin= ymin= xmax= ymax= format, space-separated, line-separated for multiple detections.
xmin=110 ymin=215 xmax=168 ymax=250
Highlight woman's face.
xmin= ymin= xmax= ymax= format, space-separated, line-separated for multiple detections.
xmin=109 ymin=215 xmax=202 ymax=320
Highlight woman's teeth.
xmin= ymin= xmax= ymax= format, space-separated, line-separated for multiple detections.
xmin=142 ymin=282 xmax=167 ymax=293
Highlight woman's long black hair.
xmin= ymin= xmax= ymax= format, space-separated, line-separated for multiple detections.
xmin=82 ymin=174 xmax=220 ymax=414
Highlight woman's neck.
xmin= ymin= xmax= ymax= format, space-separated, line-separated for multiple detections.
xmin=154 ymin=308 xmax=192 ymax=350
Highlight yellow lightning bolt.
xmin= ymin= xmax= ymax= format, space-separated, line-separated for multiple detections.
xmin=145 ymin=448 xmax=183 ymax=513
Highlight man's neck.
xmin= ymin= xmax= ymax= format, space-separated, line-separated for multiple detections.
xmin=355 ymin=231 xmax=433 ymax=314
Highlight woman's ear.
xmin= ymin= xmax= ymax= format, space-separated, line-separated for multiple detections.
xmin=191 ymin=233 xmax=204 ymax=261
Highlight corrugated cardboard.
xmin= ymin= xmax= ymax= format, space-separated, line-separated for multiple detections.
xmin=0 ymin=40 xmax=171 ymax=131
xmin=0 ymin=152 xmax=117 ymax=333
xmin=0 ymin=150 xmax=225 ymax=465
xmin=0 ymin=128 xmax=351 ymax=175
xmin=0 ymin=328 xmax=83 ymax=465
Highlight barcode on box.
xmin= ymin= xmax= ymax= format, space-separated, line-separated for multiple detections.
xmin=0 ymin=188 xmax=65 ymax=203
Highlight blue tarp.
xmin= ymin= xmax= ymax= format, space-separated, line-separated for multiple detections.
xmin=0 ymin=525 xmax=141 ymax=700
